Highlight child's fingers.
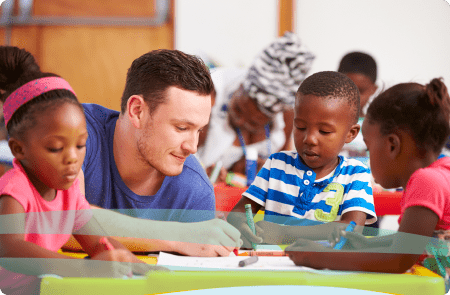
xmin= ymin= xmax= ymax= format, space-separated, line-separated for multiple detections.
xmin=108 ymin=261 xmax=132 ymax=278
xmin=132 ymin=262 xmax=169 ymax=275
xmin=341 ymin=231 xmax=370 ymax=248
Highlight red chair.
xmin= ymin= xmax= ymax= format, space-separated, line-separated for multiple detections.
xmin=214 ymin=182 xmax=403 ymax=216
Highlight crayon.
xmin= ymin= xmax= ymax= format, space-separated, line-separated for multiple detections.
xmin=238 ymin=250 xmax=287 ymax=257
xmin=245 ymin=204 xmax=257 ymax=250
xmin=239 ymin=256 xmax=259 ymax=267
xmin=333 ymin=221 xmax=356 ymax=250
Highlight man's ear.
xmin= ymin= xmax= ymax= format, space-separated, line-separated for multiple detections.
xmin=344 ymin=123 xmax=361 ymax=144
xmin=126 ymin=95 xmax=146 ymax=129
xmin=8 ymin=138 xmax=25 ymax=159
xmin=387 ymin=133 xmax=401 ymax=159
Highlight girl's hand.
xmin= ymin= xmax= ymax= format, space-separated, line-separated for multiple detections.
xmin=329 ymin=230 xmax=393 ymax=249
xmin=88 ymin=250 xmax=133 ymax=278
xmin=285 ymin=238 xmax=331 ymax=268
xmin=91 ymin=248 xmax=134 ymax=262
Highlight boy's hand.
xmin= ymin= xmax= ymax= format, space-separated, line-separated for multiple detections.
xmin=328 ymin=222 xmax=353 ymax=248
xmin=227 ymin=211 xmax=263 ymax=248
xmin=254 ymin=220 xmax=286 ymax=244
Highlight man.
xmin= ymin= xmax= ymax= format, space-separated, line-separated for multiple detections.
xmin=73 ymin=49 xmax=241 ymax=257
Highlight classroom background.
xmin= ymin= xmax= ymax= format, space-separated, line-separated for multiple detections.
xmin=1 ymin=0 xmax=449 ymax=225
xmin=0 ymin=0 xmax=449 ymax=111
xmin=0 ymin=1 xmax=449 ymax=294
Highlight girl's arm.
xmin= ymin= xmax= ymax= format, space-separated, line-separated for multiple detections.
xmin=0 ymin=196 xmax=78 ymax=260
xmin=286 ymin=206 xmax=439 ymax=273
xmin=0 ymin=195 xmax=135 ymax=278
xmin=72 ymin=215 xmax=145 ymax=266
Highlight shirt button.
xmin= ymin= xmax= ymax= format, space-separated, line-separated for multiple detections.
xmin=304 ymin=180 xmax=310 ymax=185
xmin=306 ymin=171 xmax=313 ymax=176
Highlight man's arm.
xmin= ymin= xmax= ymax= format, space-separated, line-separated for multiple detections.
xmin=89 ymin=206 xmax=241 ymax=257
xmin=64 ymin=204 xmax=241 ymax=257
xmin=74 ymin=162 xmax=241 ymax=257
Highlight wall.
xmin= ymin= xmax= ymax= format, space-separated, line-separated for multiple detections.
xmin=0 ymin=0 xmax=175 ymax=111
xmin=175 ymin=0 xmax=278 ymax=68
xmin=296 ymin=0 xmax=450 ymax=86
xmin=176 ymin=0 xmax=450 ymax=87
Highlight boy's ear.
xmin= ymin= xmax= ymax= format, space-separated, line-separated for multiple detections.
xmin=126 ymin=95 xmax=147 ymax=129
xmin=344 ymin=123 xmax=361 ymax=144
xmin=8 ymin=138 xmax=25 ymax=159
xmin=387 ymin=133 xmax=401 ymax=158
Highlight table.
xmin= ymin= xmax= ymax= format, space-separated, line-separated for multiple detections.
xmin=39 ymin=259 xmax=445 ymax=295
xmin=39 ymin=251 xmax=445 ymax=295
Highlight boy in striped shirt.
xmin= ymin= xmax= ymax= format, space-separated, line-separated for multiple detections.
xmin=227 ymin=71 xmax=377 ymax=248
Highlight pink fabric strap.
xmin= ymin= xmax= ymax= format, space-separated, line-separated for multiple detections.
xmin=3 ymin=77 xmax=76 ymax=126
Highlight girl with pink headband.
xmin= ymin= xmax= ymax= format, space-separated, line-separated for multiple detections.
xmin=0 ymin=46 xmax=160 ymax=295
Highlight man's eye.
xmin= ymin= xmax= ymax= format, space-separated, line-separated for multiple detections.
xmin=48 ymin=148 xmax=62 ymax=152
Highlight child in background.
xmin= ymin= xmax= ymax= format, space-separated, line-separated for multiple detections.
xmin=337 ymin=51 xmax=379 ymax=117
xmin=0 ymin=46 xmax=157 ymax=294
xmin=286 ymin=78 xmax=450 ymax=290
xmin=227 ymin=71 xmax=377 ymax=247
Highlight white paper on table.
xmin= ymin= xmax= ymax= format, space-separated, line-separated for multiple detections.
xmin=156 ymin=252 xmax=358 ymax=275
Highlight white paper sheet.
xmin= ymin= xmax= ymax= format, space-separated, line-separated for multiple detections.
xmin=156 ymin=252 xmax=356 ymax=275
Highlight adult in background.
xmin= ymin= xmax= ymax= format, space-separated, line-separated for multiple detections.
xmin=196 ymin=32 xmax=315 ymax=181
xmin=72 ymin=49 xmax=241 ymax=257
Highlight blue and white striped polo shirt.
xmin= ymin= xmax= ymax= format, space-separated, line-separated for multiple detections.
xmin=243 ymin=151 xmax=377 ymax=226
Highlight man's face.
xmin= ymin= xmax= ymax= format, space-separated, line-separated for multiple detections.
xmin=137 ymin=86 xmax=211 ymax=176
xmin=228 ymin=87 xmax=271 ymax=134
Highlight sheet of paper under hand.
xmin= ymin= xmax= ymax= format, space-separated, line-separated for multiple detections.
xmin=156 ymin=252 xmax=357 ymax=274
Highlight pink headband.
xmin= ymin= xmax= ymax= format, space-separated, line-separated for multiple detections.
xmin=3 ymin=77 xmax=76 ymax=126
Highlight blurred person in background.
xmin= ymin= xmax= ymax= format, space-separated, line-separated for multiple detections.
xmin=196 ymin=32 xmax=315 ymax=183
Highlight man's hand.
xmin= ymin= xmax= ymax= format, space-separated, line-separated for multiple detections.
xmin=174 ymin=219 xmax=242 ymax=256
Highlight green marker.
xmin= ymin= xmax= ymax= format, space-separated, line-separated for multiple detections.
xmin=245 ymin=204 xmax=257 ymax=250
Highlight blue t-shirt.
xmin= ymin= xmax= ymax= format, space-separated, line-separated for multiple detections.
xmin=82 ymin=104 xmax=215 ymax=222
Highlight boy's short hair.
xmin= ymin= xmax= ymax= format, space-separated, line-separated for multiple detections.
xmin=338 ymin=51 xmax=377 ymax=83
xmin=297 ymin=71 xmax=360 ymax=123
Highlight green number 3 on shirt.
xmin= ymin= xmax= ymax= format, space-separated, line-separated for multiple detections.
xmin=314 ymin=183 xmax=344 ymax=222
